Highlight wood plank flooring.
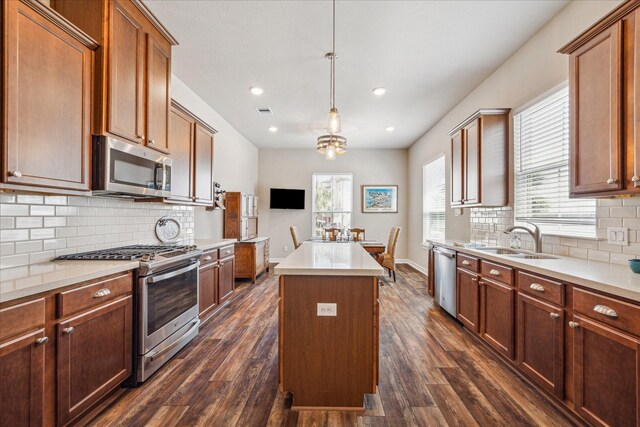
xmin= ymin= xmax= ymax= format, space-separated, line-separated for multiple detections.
xmin=89 ymin=264 xmax=577 ymax=426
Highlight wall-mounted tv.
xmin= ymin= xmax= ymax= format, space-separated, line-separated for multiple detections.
xmin=270 ymin=188 xmax=305 ymax=209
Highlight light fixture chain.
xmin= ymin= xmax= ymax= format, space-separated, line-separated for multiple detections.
xmin=332 ymin=0 xmax=336 ymax=110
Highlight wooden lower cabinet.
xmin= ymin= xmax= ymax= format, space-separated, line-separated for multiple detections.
xmin=480 ymin=278 xmax=515 ymax=359
xmin=456 ymin=267 xmax=480 ymax=332
xmin=0 ymin=328 xmax=47 ymax=426
xmin=199 ymin=248 xmax=235 ymax=321
xmin=235 ymin=237 xmax=270 ymax=283
xmin=198 ymin=261 xmax=218 ymax=319
xmin=218 ymin=256 xmax=235 ymax=303
xmin=516 ymin=293 xmax=564 ymax=399
xmin=573 ymin=314 xmax=640 ymax=427
xmin=57 ymin=296 xmax=132 ymax=426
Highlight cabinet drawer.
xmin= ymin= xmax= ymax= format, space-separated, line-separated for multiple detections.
xmin=200 ymin=250 xmax=219 ymax=265
xmin=457 ymin=254 xmax=479 ymax=272
xmin=573 ymin=287 xmax=640 ymax=336
xmin=480 ymin=260 xmax=513 ymax=286
xmin=0 ymin=298 xmax=45 ymax=342
xmin=517 ymin=271 xmax=564 ymax=306
xmin=57 ymin=272 xmax=133 ymax=318
xmin=219 ymin=244 xmax=235 ymax=258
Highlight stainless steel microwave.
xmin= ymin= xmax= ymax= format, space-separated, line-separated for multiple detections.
xmin=92 ymin=135 xmax=171 ymax=198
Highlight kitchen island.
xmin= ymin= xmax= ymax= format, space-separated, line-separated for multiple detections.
xmin=274 ymin=242 xmax=384 ymax=410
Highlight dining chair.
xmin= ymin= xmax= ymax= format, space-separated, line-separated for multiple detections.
xmin=324 ymin=228 xmax=339 ymax=241
xmin=350 ymin=228 xmax=366 ymax=242
xmin=290 ymin=226 xmax=302 ymax=249
xmin=377 ymin=226 xmax=402 ymax=281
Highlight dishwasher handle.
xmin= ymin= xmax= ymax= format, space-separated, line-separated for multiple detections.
xmin=433 ymin=248 xmax=456 ymax=259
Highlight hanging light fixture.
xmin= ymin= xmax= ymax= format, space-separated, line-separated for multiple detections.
xmin=317 ymin=0 xmax=347 ymax=160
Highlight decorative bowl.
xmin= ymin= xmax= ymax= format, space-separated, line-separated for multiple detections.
xmin=628 ymin=259 xmax=640 ymax=274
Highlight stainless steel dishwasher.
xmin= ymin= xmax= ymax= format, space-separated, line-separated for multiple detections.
xmin=433 ymin=247 xmax=457 ymax=317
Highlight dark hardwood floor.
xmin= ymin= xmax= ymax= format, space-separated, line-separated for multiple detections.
xmin=89 ymin=264 xmax=576 ymax=427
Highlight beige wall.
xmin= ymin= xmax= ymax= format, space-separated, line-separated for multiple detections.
xmin=258 ymin=149 xmax=408 ymax=260
xmin=170 ymin=76 xmax=260 ymax=241
xmin=407 ymin=0 xmax=622 ymax=269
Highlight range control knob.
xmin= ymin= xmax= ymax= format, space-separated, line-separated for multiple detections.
xmin=149 ymin=253 xmax=156 ymax=261
xmin=141 ymin=255 xmax=151 ymax=262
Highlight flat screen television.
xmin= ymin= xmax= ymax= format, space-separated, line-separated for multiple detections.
xmin=270 ymin=188 xmax=305 ymax=209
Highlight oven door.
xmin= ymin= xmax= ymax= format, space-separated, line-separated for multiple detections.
xmin=140 ymin=262 xmax=199 ymax=354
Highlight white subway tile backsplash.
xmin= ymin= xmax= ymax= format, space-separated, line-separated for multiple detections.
xmin=15 ymin=241 xmax=43 ymax=254
xmin=44 ymin=217 xmax=66 ymax=227
xmin=0 ymin=243 xmax=15 ymax=256
xmin=30 ymin=205 xmax=55 ymax=216
xmin=0 ymin=217 xmax=15 ymax=229
xmin=610 ymin=206 xmax=637 ymax=218
xmin=43 ymin=239 xmax=66 ymax=250
xmin=1 ymin=229 xmax=29 ymax=242
xmin=30 ymin=228 xmax=55 ymax=240
xmin=17 ymin=195 xmax=43 ymax=205
xmin=588 ymin=250 xmax=610 ymax=263
xmin=1 ymin=204 xmax=29 ymax=216
xmin=45 ymin=196 xmax=67 ymax=205
xmin=16 ymin=217 xmax=43 ymax=229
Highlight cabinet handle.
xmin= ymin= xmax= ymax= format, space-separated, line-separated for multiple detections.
xmin=148 ymin=139 xmax=156 ymax=145
xmin=478 ymin=280 xmax=485 ymax=286
xmin=471 ymin=277 xmax=477 ymax=282
xmin=8 ymin=170 xmax=22 ymax=178
xmin=93 ymin=288 xmax=111 ymax=298
xmin=462 ymin=260 xmax=471 ymax=266
xmin=632 ymin=176 xmax=640 ymax=183
xmin=568 ymin=321 xmax=579 ymax=329
xmin=529 ymin=283 xmax=545 ymax=292
xmin=225 ymin=250 xmax=231 ymax=255
xmin=36 ymin=337 xmax=49 ymax=345
xmin=549 ymin=313 xmax=560 ymax=319
xmin=606 ymin=178 xmax=619 ymax=185
xmin=593 ymin=304 xmax=618 ymax=318
xmin=203 ymin=256 xmax=213 ymax=261
xmin=489 ymin=269 xmax=500 ymax=276
xmin=63 ymin=327 xmax=75 ymax=335
xmin=137 ymin=134 xmax=145 ymax=139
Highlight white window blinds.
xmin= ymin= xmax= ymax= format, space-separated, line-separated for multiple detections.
xmin=514 ymin=86 xmax=596 ymax=237
xmin=423 ymin=155 xmax=446 ymax=242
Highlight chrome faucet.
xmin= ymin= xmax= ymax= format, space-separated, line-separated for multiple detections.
xmin=504 ymin=222 xmax=542 ymax=253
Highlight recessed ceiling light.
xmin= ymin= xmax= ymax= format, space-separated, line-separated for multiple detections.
xmin=385 ymin=126 xmax=395 ymax=132
xmin=269 ymin=126 xmax=278 ymax=132
xmin=250 ymin=87 xmax=264 ymax=95
xmin=372 ymin=87 xmax=386 ymax=96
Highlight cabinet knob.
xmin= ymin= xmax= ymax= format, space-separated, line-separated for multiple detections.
xmin=632 ymin=176 xmax=640 ymax=183
xmin=568 ymin=321 xmax=579 ymax=329
xmin=549 ymin=313 xmax=560 ymax=319
xmin=471 ymin=277 xmax=477 ymax=282
xmin=138 ymin=134 xmax=145 ymax=139
xmin=606 ymin=178 xmax=619 ymax=185
xmin=36 ymin=336 xmax=49 ymax=345
xmin=8 ymin=170 xmax=22 ymax=178
xmin=148 ymin=139 xmax=156 ymax=145
xmin=529 ymin=283 xmax=545 ymax=292
xmin=63 ymin=327 xmax=75 ymax=335
xmin=593 ymin=304 xmax=617 ymax=318
xmin=478 ymin=280 xmax=485 ymax=286
xmin=489 ymin=269 xmax=500 ymax=276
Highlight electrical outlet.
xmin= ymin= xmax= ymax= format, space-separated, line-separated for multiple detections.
xmin=317 ymin=303 xmax=337 ymax=317
xmin=607 ymin=227 xmax=628 ymax=246
xmin=284 ymin=245 xmax=289 ymax=252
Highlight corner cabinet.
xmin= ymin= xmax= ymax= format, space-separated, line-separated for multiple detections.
xmin=448 ymin=109 xmax=510 ymax=207
xmin=559 ymin=2 xmax=640 ymax=197
xmin=2 ymin=0 xmax=96 ymax=192
xmin=53 ymin=0 xmax=178 ymax=152
xmin=235 ymin=237 xmax=270 ymax=284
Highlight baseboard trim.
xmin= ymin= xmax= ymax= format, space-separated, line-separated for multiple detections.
xmin=397 ymin=259 xmax=428 ymax=275
xmin=269 ymin=258 xmax=285 ymax=264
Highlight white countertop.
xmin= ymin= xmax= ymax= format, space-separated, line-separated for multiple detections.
xmin=274 ymin=242 xmax=385 ymax=276
xmin=194 ymin=238 xmax=237 ymax=251
xmin=0 ymin=260 xmax=139 ymax=304
xmin=427 ymin=239 xmax=640 ymax=302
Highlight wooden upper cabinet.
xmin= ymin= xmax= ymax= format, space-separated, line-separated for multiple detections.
xmin=146 ymin=34 xmax=171 ymax=153
xmin=448 ymin=109 xmax=509 ymax=207
xmin=3 ymin=0 xmax=95 ymax=191
xmin=109 ymin=0 xmax=146 ymax=144
xmin=168 ymin=106 xmax=194 ymax=202
xmin=194 ymin=124 xmax=214 ymax=204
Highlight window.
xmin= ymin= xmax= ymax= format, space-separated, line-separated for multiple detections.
xmin=423 ymin=155 xmax=446 ymax=242
xmin=312 ymin=173 xmax=353 ymax=238
xmin=514 ymin=86 xmax=596 ymax=237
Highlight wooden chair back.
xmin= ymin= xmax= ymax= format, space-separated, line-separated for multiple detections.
xmin=290 ymin=226 xmax=301 ymax=249
xmin=324 ymin=228 xmax=339 ymax=241
xmin=350 ymin=228 xmax=366 ymax=242
xmin=387 ymin=226 xmax=401 ymax=257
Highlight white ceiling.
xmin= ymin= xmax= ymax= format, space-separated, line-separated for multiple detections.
xmin=145 ymin=0 xmax=568 ymax=150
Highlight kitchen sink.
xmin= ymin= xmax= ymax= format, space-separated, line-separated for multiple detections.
xmin=475 ymin=247 xmax=521 ymax=255
xmin=508 ymin=254 xmax=558 ymax=260
xmin=473 ymin=247 xmax=558 ymax=260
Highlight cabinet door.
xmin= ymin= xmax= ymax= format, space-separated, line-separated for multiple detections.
xmin=193 ymin=124 xmax=214 ymax=204
xmin=57 ymin=297 xmax=132 ymax=425
xmin=573 ymin=314 xmax=639 ymax=427
xmin=4 ymin=0 xmax=92 ymax=190
xmin=255 ymin=242 xmax=266 ymax=274
xmin=108 ymin=0 xmax=145 ymax=144
xmin=480 ymin=278 xmax=515 ymax=359
xmin=516 ymin=293 xmax=564 ymax=399
xmin=456 ymin=268 xmax=480 ymax=333
xmin=569 ymin=22 xmax=622 ymax=195
xmin=146 ymin=34 xmax=171 ymax=153
xmin=0 ymin=329 xmax=46 ymax=427
xmin=168 ymin=107 xmax=194 ymax=202
xmin=450 ymin=130 xmax=464 ymax=205
xmin=218 ymin=257 xmax=235 ymax=303
xmin=464 ymin=120 xmax=480 ymax=204
xmin=241 ymin=218 xmax=249 ymax=241
xmin=199 ymin=262 xmax=218 ymax=318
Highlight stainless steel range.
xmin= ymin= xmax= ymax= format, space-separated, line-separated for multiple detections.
xmin=57 ymin=244 xmax=202 ymax=383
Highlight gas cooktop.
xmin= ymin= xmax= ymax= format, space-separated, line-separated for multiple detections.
xmin=55 ymin=244 xmax=197 ymax=261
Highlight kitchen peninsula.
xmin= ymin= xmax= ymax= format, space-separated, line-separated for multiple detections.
xmin=274 ymin=242 xmax=384 ymax=409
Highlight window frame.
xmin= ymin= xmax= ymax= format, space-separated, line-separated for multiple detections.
xmin=422 ymin=154 xmax=446 ymax=245
xmin=311 ymin=173 xmax=354 ymax=238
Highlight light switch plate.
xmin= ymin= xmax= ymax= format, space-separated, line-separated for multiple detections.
xmin=607 ymin=227 xmax=628 ymax=246
xmin=317 ymin=303 xmax=337 ymax=316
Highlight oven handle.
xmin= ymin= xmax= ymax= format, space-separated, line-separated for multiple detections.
xmin=147 ymin=319 xmax=199 ymax=362
xmin=146 ymin=262 xmax=199 ymax=284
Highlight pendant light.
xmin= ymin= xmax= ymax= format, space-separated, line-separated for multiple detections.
xmin=317 ymin=0 xmax=347 ymax=160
